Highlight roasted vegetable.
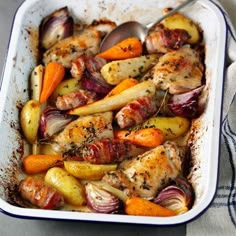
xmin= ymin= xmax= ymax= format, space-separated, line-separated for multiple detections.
xmin=45 ymin=167 xmax=86 ymax=206
xmin=64 ymin=138 xmax=147 ymax=164
xmin=22 ymin=154 xmax=63 ymax=175
xmin=97 ymin=37 xmax=143 ymax=60
xmin=43 ymin=28 xmax=101 ymax=68
xmin=167 ymin=86 xmax=205 ymax=118
xmin=40 ymin=62 xmax=65 ymax=103
xmin=49 ymin=78 xmax=82 ymax=105
xmin=125 ymin=196 xmax=176 ymax=216
xmin=20 ymin=100 xmax=41 ymax=144
xmin=140 ymin=116 xmax=190 ymax=140
xmin=81 ymin=72 xmax=113 ymax=95
xmin=30 ymin=65 xmax=44 ymax=101
xmin=52 ymin=112 xmax=114 ymax=153
xmin=101 ymin=54 xmax=159 ymax=85
xmin=114 ymin=128 xmax=164 ymax=148
xmin=69 ymin=80 xmax=156 ymax=116
xmin=64 ymin=161 xmax=117 ymax=180
xmin=39 ymin=7 xmax=74 ymax=49
xmin=39 ymin=106 xmax=77 ymax=139
xmin=85 ymin=182 xmax=122 ymax=213
xmin=154 ymin=177 xmax=194 ymax=214
xmin=161 ymin=11 xmax=201 ymax=44
xmin=105 ymin=78 xmax=139 ymax=97
xmin=19 ymin=176 xmax=64 ymax=209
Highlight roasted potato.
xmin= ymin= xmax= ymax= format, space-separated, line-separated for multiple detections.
xmin=140 ymin=116 xmax=190 ymax=140
xmin=20 ymin=100 xmax=41 ymax=144
xmin=64 ymin=161 xmax=117 ymax=180
xmin=45 ymin=167 xmax=86 ymax=206
xmin=162 ymin=12 xmax=200 ymax=44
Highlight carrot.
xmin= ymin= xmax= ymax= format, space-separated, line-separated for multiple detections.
xmin=40 ymin=62 xmax=65 ymax=103
xmin=106 ymin=78 xmax=139 ymax=97
xmin=125 ymin=196 xmax=176 ymax=217
xmin=22 ymin=154 xmax=63 ymax=175
xmin=114 ymin=128 xmax=164 ymax=147
xmin=97 ymin=37 xmax=143 ymax=60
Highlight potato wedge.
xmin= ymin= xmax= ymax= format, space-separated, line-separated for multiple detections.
xmin=64 ymin=161 xmax=117 ymax=180
xmin=69 ymin=80 xmax=156 ymax=116
xmin=161 ymin=12 xmax=200 ymax=44
xmin=140 ymin=116 xmax=190 ymax=140
xmin=20 ymin=100 xmax=41 ymax=144
xmin=49 ymin=78 xmax=82 ymax=105
xmin=45 ymin=167 xmax=86 ymax=206
xmin=101 ymin=54 xmax=159 ymax=85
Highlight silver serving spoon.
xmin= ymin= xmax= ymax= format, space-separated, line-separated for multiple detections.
xmin=100 ymin=0 xmax=195 ymax=52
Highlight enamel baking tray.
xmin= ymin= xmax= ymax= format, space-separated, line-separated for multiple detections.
xmin=0 ymin=0 xmax=227 ymax=225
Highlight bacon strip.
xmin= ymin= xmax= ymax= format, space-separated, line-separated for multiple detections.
xmin=56 ymin=89 xmax=97 ymax=110
xmin=19 ymin=176 xmax=64 ymax=209
xmin=64 ymin=138 xmax=147 ymax=164
xmin=115 ymin=96 xmax=157 ymax=129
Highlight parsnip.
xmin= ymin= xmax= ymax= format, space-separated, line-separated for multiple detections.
xmin=45 ymin=167 xmax=86 ymax=206
xmin=30 ymin=65 xmax=44 ymax=101
xmin=69 ymin=80 xmax=156 ymax=116
xmin=101 ymin=54 xmax=159 ymax=85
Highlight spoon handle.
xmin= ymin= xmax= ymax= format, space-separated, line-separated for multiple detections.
xmin=147 ymin=0 xmax=195 ymax=29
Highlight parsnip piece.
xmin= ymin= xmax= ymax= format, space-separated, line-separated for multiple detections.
xmin=64 ymin=161 xmax=117 ymax=180
xmin=101 ymin=54 xmax=159 ymax=85
xmin=52 ymin=111 xmax=113 ymax=152
xmin=30 ymin=65 xmax=44 ymax=101
xmin=69 ymin=80 xmax=156 ymax=116
xmin=45 ymin=167 xmax=86 ymax=206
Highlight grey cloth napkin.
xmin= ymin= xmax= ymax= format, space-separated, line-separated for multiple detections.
xmin=187 ymin=0 xmax=236 ymax=235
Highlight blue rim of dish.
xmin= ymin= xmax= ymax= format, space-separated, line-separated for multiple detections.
xmin=0 ymin=0 xmax=231 ymax=225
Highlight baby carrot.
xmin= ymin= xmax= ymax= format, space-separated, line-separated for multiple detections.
xmin=23 ymin=154 xmax=63 ymax=175
xmin=114 ymin=128 xmax=164 ymax=147
xmin=40 ymin=62 xmax=65 ymax=103
xmin=97 ymin=37 xmax=143 ymax=60
xmin=125 ymin=196 xmax=176 ymax=217
xmin=106 ymin=78 xmax=139 ymax=97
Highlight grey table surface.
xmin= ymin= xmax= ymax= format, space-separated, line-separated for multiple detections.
xmin=0 ymin=0 xmax=186 ymax=235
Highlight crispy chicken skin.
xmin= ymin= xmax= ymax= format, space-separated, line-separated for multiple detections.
xmin=52 ymin=112 xmax=113 ymax=153
xmin=43 ymin=28 xmax=101 ymax=68
xmin=102 ymin=141 xmax=182 ymax=199
xmin=142 ymin=47 xmax=204 ymax=94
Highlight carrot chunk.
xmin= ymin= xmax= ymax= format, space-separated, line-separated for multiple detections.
xmin=97 ymin=37 xmax=143 ymax=60
xmin=114 ymin=128 xmax=164 ymax=147
xmin=40 ymin=62 xmax=65 ymax=103
xmin=23 ymin=154 xmax=63 ymax=174
xmin=125 ymin=197 xmax=176 ymax=217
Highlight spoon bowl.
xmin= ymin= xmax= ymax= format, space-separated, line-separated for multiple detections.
xmin=100 ymin=0 xmax=195 ymax=52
